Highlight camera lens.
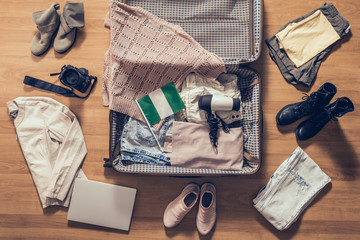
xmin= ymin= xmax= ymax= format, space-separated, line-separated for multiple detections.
xmin=63 ymin=69 xmax=80 ymax=86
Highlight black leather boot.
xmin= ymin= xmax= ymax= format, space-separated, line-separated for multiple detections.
xmin=295 ymin=97 xmax=354 ymax=140
xmin=276 ymin=83 xmax=337 ymax=125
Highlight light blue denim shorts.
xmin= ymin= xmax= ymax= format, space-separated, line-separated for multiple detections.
xmin=120 ymin=115 xmax=173 ymax=165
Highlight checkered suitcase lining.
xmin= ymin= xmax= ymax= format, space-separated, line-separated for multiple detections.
xmin=111 ymin=67 xmax=261 ymax=175
xmin=122 ymin=0 xmax=262 ymax=64
xmin=110 ymin=0 xmax=262 ymax=175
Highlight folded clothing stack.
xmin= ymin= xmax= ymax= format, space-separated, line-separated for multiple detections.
xmin=266 ymin=3 xmax=350 ymax=86
xmin=253 ymin=147 xmax=331 ymax=231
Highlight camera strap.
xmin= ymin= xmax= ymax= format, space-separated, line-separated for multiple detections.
xmin=23 ymin=74 xmax=97 ymax=99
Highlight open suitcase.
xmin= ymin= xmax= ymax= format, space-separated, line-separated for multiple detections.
xmin=105 ymin=0 xmax=263 ymax=175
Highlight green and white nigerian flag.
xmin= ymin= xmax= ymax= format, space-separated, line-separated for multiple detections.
xmin=136 ymin=82 xmax=186 ymax=125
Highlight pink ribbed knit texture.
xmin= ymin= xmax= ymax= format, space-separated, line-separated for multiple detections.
xmin=103 ymin=1 xmax=226 ymax=123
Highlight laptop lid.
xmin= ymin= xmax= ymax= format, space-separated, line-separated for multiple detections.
xmin=67 ymin=178 xmax=137 ymax=231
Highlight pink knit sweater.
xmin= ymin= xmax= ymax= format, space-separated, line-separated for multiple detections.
xmin=103 ymin=1 xmax=226 ymax=123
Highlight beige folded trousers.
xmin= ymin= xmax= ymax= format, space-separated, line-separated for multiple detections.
xmin=7 ymin=97 xmax=87 ymax=208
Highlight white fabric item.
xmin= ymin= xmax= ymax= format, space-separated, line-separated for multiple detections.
xmin=253 ymin=147 xmax=331 ymax=231
xmin=7 ymin=97 xmax=87 ymax=208
xmin=179 ymin=73 xmax=242 ymax=125
xmin=148 ymin=88 xmax=174 ymax=119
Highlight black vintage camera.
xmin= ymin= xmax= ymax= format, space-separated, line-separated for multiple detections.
xmin=24 ymin=64 xmax=97 ymax=99
xmin=55 ymin=65 xmax=93 ymax=93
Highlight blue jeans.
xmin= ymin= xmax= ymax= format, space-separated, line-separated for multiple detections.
xmin=120 ymin=115 xmax=173 ymax=165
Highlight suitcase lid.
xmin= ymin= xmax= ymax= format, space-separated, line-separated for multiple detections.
xmin=123 ymin=0 xmax=262 ymax=65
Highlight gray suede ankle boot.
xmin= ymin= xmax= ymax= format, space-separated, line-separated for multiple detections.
xmin=54 ymin=2 xmax=84 ymax=53
xmin=31 ymin=3 xmax=60 ymax=56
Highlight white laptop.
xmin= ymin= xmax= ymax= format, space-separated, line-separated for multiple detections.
xmin=67 ymin=178 xmax=137 ymax=231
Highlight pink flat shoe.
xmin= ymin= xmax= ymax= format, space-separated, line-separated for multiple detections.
xmin=163 ymin=183 xmax=200 ymax=228
xmin=196 ymin=183 xmax=216 ymax=235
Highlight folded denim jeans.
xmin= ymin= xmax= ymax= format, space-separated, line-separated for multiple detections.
xmin=120 ymin=115 xmax=173 ymax=165
xmin=253 ymin=147 xmax=331 ymax=231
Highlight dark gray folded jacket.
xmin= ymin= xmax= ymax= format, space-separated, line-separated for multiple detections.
xmin=266 ymin=3 xmax=350 ymax=86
